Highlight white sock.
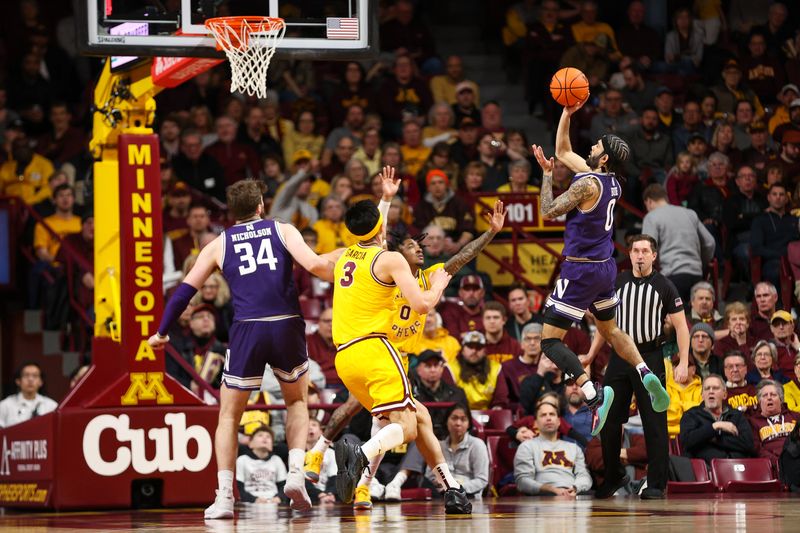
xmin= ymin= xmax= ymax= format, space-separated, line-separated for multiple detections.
xmin=361 ymin=423 xmax=405 ymax=460
xmin=358 ymin=453 xmax=385 ymax=487
xmin=388 ymin=470 xmax=408 ymax=488
xmin=433 ymin=463 xmax=459 ymax=491
xmin=311 ymin=435 xmax=332 ymax=455
xmin=217 ymin=470 xmax=233 ymax=494
xmin=581 ymin=381 xmax=597 ymax=401
xmin=635 ymin=362 xmax=650 ymax=380
xmin=288 ymin=448 xmax=305 ymax=473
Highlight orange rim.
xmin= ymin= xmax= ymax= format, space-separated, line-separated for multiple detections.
xmin=204 ymin=16 xmax=284 ymax=32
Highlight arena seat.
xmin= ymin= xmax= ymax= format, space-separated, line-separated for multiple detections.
xmin=487 ymin=435 xmax=518 ymax=496
xmin=474 ymin=409 xmax=513 ymax=436
xmin=666 ymin=458 xmax=715 ymax=494
xmin=710 ymin=458 xmax=783 ymax=493
xmin=668 ymin=438 xmax=681 ymax=456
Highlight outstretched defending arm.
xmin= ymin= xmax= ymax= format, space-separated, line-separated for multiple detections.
xmin=279 ymin=222 xmax=339 ymax=282
xmin=444 ymin=199 xmax=507 ymax=275
xmin=148 ymin=236 xmax=222 ymax=348
xmin=532 ymin=144 xmax=599 ymax=220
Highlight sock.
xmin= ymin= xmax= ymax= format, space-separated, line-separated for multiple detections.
xmin=358 ymin=453 xmax=385 ymax=487
xmin=311 ymin=435 xmax=332 ymax=455
xmin=636 ymin=362 xmax=652 ymax=380
xmin=217 ymin=470 xmax=233 ymax=494
xmin=361 ymin=423 xmax=405 ymax=460
xmin=581 ymin=381 xmax=597 ymax=401
xmin=388 ymin=470 xmax=408 ymax=489
xmin=288 ymin=448 xmax=305 ymax=473
xmin=433 ymin=463 xmax=459 ymax=491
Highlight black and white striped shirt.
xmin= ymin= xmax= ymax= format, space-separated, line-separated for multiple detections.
xmin=615 ymin=270 xmax=683 ymax=346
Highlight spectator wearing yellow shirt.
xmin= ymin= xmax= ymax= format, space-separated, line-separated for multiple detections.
xmin=429 ymin=56 xmax=480 ymax=106
xmin=1 ymin=136 xmax=55 ymax=205
xmin=312 ymin=196 xmax=358 ymax=254
xmin=30 ymin=184 xmax=81 ymax=308
xmin=281 ymin=110 xmax=324 ymax=166
xmin=665 ymin=353 xmax=702 ymax=437
xmin=416 ymin=311 xmax=462 ymax=364
xmin=400 ymin=121 xmax=431 ymax=178
xmin=497 ymin=159 xmax=540 ymax=193
xmin=570 ymin=1 xmax=622 ymax=61
xmin=448 ymin=330 xmax=502 ymax=410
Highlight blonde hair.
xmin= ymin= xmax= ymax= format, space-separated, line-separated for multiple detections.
xmin=723 ymin=301 xmax=749 ymax=327
xmin=191 ymin=271 xmax=231 ymax=307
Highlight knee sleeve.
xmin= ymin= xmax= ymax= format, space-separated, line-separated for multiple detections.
xmin=540 ymin=338 xmax=587 ymax=380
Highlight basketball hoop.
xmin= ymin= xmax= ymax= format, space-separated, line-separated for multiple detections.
xmin=205 ymin=16 xmax=285 ymax=99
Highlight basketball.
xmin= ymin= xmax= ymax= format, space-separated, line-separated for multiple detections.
xmin=550 ymin=67 xmax=590 ymax=107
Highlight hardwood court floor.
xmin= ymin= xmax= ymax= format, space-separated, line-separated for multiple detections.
xmin=0 ymin=495 xmax=796 ymax=532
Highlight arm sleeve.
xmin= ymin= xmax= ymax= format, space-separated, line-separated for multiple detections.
xmin=236 ymin=480 xmax=257 ymax=503
xmin=513 ymin=441 xmax=542 ymax=495
xmin=573 ymin=446 xmax=593 ymax=493
xmin=461 ymin=439 xmax=490 ymax=495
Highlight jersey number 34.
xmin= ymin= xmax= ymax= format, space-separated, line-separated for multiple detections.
xmin=234 ymin=240 xmax=278 ymax=275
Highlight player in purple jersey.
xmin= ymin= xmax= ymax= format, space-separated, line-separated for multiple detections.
xmin=531 ymin=99 xmax=670 ymax=437
xmin=148 ymin=180 xmax=340 ymax=518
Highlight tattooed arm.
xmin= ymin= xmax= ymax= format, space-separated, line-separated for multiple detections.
xmin=444 ymin=200 xmax=507 ymax=275
xmin=532 ymin=144 xmax=599 ymax=220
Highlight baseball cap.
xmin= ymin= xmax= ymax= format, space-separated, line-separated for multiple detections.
xmin=790 ymin=98 xmax=800 ymax=109
xmin=456 ymin=115 xmax=478 ymax=129
xmin=291 ymin=149 xmax=313 ymax=166
xmin=460 ymin=275 xmax=484 ymax=290
xmin=688 ymin=132 xmax=707 ymax=144
xmin=690 ymin=322 xmax=715 ymax=342
xmin=462 ymin=330 xmax=486 ymax=346
xmin=656 ymin=86 xmax=673 ymax=97
xmin=780 ymin=84 xmax=800 ymax=97
xmin=771 ymin=310 xmax=794 ymax=324
xmin=455 ymin=81 xmax=477 ymax=94
xmin=723 ymin=59 xmax=741 ymax=72
xmin=168 ymin=180 xmax=191 ymax=196
xmin=748 ymin=121 xmax=766 ymax=133
xmin=783 ymin=129 xmax=800 ymax=145
xmin=191 ymin=303 xmax=217 ymax=318
xmin=417 ymin=350 xmax=445 ymax=364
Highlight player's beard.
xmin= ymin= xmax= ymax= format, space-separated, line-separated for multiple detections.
xmin=585 ymin=153 xmax=603 ymax=170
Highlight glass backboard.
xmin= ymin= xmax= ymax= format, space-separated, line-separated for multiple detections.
xmin=78 ymin=0 xmax=377 ymax=60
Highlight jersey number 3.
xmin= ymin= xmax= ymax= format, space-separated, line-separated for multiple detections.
xmin=339 ymin=261 xmax=356 ymax=287
xmin=234 ymin=240 xmax=278 ymax=275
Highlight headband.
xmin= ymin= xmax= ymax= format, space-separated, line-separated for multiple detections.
xmin=358 ymin=211 xmax=384 ymax=241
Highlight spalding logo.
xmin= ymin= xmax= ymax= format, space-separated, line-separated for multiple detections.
xmin=82 ymin=413 xmax=212 ymax=476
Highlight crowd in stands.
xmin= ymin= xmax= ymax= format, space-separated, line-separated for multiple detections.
xmin=5 ymin=0 xmax=800 ymax=499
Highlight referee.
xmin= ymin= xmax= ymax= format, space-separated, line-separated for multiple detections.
xmin=585 ymin=234 xmax=690 ymax=499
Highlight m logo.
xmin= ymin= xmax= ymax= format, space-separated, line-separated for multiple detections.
xmin=554 ymin=279 xmax=570 ymax=300
xmin=120 ymin=372 xmax=174 ymax=405
xmin=542 ymin=450 xmax=575 ymax=468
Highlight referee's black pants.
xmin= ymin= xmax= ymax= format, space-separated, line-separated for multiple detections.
xmin=599 ymin=347 xmax=668 ymax=491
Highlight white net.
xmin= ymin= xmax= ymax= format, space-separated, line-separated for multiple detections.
xmin=205 ymin=17 xmax=285 ymax=99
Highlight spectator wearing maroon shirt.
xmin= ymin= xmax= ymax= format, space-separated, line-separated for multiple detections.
xmin=170 ymin=204 xmax=212 ymax=272
xmin=723 ymin=351 xmax=758 ymax=413
xmin=162 ymin=181 xmax=192 ymax=240
xmin=740 ymin=31 xmax=786 ymax=106
xmin=482 ymin=301 xmax=521 ymax=365
xmin=306 ymin=308 xmax=339 ymax=385
xmin=492 ymin=322 xmax=542 ymax=408
xmin=769 ymin=310 xmax=800 ymax=376
xmin=377 ymin=54 xmax=433 ymax=139
xmin=35 ymin=102 xmax=85 ymax=167
xmin=414 ymin=169 xmax=475 ymax=252
xmin=204 ymin=115 xmax=261 ymax=187
xmin=749 ymin=380 xmax=799 ymax=465
xmin=714 ymin=302 xmax=758 ymax=363
xmin=751 ymin=282 xmax=779 ymax=340
xmin=439 ymin=275 xmax=485 ymax=339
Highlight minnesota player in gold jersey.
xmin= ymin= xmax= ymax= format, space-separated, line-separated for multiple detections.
xmin=306 ymin=168 xmax=505 ymax=512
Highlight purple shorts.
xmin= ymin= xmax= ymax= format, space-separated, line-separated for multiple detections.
xmin=222 ymin=317 xmax=309 ymax=390
xmin=545 ymin=258 xmax=619 ymax=321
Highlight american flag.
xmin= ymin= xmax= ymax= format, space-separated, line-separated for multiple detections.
xmin=326 ymin=17 xmax=359 ymax=40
